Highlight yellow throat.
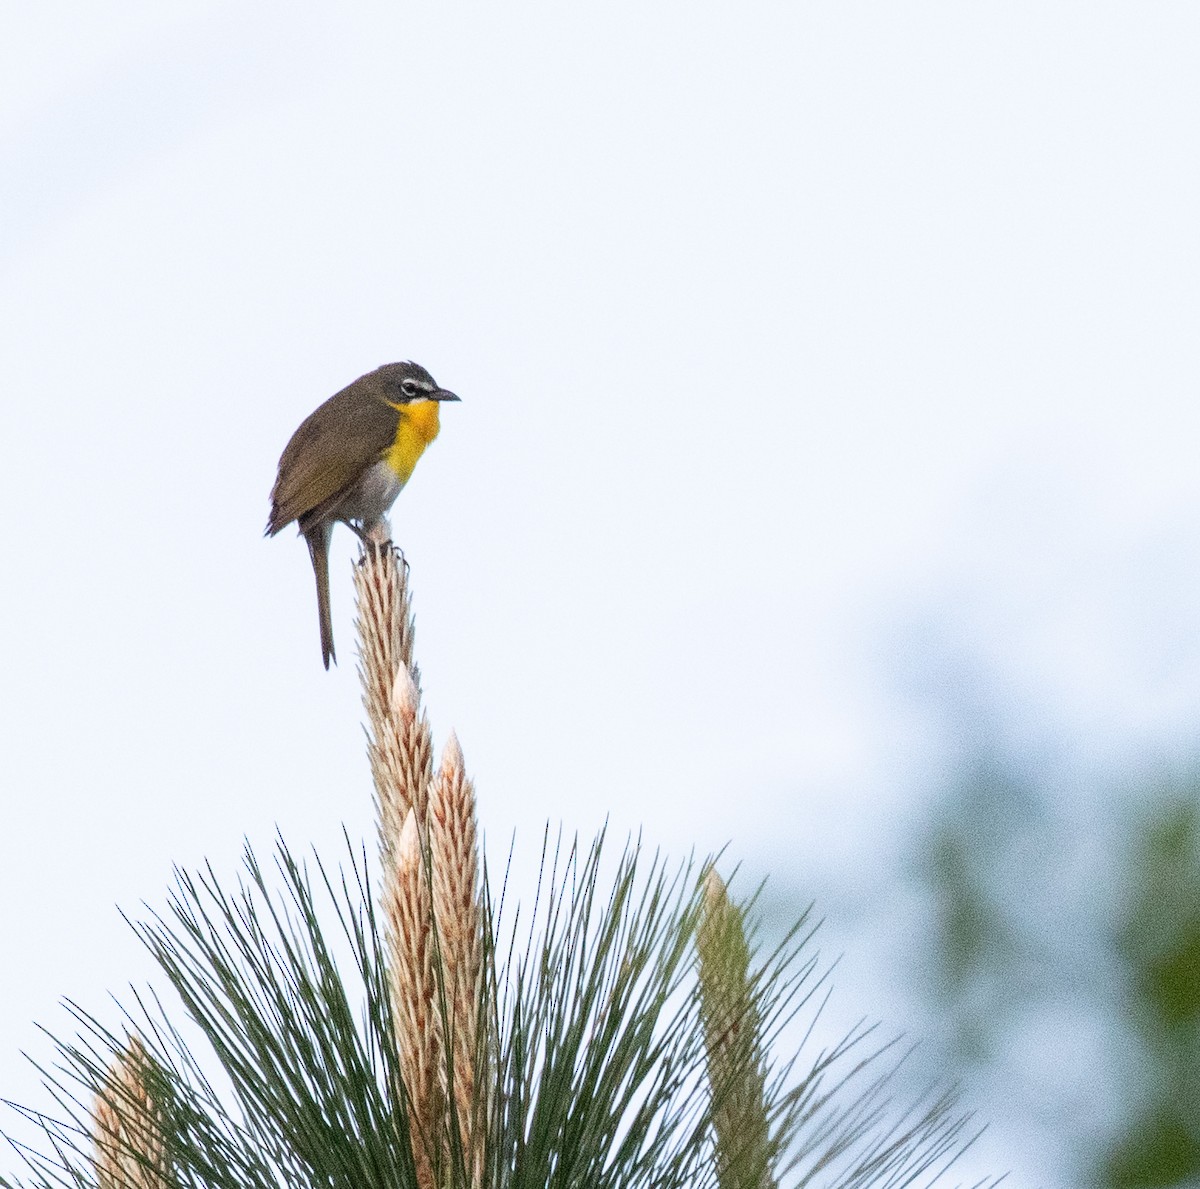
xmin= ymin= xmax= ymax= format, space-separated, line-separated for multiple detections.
xmin=384 ymin=398 xmax=442 ymax=486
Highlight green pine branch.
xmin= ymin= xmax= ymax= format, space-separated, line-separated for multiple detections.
xmin=1 ymin=544 xmax=999 ymax=1189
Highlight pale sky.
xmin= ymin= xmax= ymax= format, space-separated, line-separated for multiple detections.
xmin=2 ymin=5 xmax=1199 ymax=1185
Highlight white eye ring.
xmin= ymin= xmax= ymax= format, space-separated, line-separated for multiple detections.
xmin=401 ymin=380 xmax=418 ymax=396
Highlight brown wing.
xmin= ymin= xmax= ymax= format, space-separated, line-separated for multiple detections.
xmin=266 ymin=380 xmax=398 ymax=535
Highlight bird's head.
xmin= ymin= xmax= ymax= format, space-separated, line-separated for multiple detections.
xmin=375 ymin=360 xmax=460 ymax=405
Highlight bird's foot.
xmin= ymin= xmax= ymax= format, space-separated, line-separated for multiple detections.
xmin=353 ymin=517 xmax=406 ymax=571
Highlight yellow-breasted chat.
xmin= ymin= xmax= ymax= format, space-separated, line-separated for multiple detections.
xmin=266 ymin=361 xmax=460 ymax=668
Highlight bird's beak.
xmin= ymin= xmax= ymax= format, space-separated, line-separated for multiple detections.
xmin=432 ymin=388 xmax=461 ymax=402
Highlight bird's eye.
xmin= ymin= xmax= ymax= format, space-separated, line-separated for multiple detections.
xmin=400 ymin=380 xmax=418 ymax=397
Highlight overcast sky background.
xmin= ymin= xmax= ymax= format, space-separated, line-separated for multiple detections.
xmin=2 ymin=4 xmax=1199 ymax=1185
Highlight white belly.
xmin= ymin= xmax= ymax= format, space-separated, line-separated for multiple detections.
xmin=339 ymin=460 xmax=405 ymax=527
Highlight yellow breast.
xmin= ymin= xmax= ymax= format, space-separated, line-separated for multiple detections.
xmin=383 ymin=399 xmax=442 ymax=487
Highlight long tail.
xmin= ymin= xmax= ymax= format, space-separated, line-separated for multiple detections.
xmin=305 ymin=523 xmax=336 ymax=668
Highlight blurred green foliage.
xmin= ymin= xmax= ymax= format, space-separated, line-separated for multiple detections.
xmin=914 ymin=761 xmax=1200 ymax=1188
xmin=1106 ymin=799 xmax=1200 ymax=1187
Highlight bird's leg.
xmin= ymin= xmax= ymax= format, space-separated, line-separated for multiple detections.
xmin=352 ymin=516 xmax=405 ymax=570
xmin=363 ymin=516 xmax=392 ymax=549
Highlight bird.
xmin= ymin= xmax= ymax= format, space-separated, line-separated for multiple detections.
xmin=266 ymin=361 xmax=460 ymax=668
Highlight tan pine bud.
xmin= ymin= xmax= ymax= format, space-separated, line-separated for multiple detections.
xmin=92 ymin=1037 xmax=169 ymax=1189
xmin=429 ymin=731 xmax=486 ymax=1181
xmin=697 ymin=868 xmax=776 ymax=1189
